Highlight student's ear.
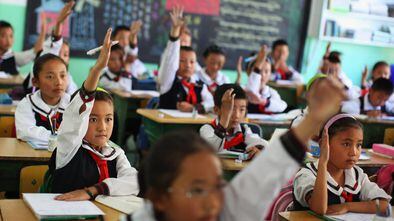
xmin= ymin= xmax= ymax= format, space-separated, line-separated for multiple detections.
xmin=147 ymin=189 xmax=168 ymax=211
xmin=32 ymin=76 xmax=39 ymax=87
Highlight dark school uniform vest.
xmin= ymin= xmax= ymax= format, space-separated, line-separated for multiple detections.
xmin=359 ymin=96 xmax=386 ymax=115
xmin=159 ymin=76 xmax=204 ymax=109
xmin=0 ymin=56 xmax=18 ymax=75
xmin=49 ymin=147 xmax=118 ymax=193
xmin=293 ymin=163 xmax=361 ymax=211
xmin=28 ymin=95 xmax=64 ymax=131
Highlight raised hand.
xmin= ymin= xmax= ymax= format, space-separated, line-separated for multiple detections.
xmin=235 ymin=56 xmax=243 ymax=83
xmin=34 ymin=13 xmax=47 ymax=53
xmin=169 ymin=5 xmax=185 ymax=38
xmin=254 ymin=45 xmax=268 ymax=70
xmin=319 ymin=129 xmax=330 ymax=165
xmin=324 ymin=42 xmax=331 ymax=58
xmin=361 ymin=65 xmax=369 ymax=88
xmin=129 ymin=20 xmax=142 ymax=45
xmin=219 ymin=88 xmax=235 ymax=129
xmin=54 ymin=0 xmax=75 ymax=37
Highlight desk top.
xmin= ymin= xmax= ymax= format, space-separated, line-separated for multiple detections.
xmin=279 ymin=211 xmax=323 ymax=221
xmin=0 ymin=138 xmax=51 ymax=161
xmin=0 ymin=199 xmax=124 ymax=221
xmin=268 ymin=81 xmax=305 ymax=89
xmin=0 ymin=104 xmax=16 ymax=115
xmin=248 ymin=118 xmax=292 ymax=126
xmin=137 ymin=109 xmax=214 ymax=124
xmin=0 ymin=75 xmax=24 ymax=86
xmin=110 ymin=89 xmax=159 ymax=99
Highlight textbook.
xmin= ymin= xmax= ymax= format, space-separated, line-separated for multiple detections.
xmin=218 ymin=150 xmax=248 ymax=160
xmin=95 ymin=195 xmax=143 ymax=214
xmin=23 ymin=193 xmax=104 ymax=220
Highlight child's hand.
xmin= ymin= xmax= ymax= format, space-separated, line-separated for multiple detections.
xmin=361 ymin=66 xmax=369 ymax=87
xmin=219 ymin=89 xmax=235 ymax=129
xmin=236 ymin=56 xmax=243 ymax=80
xmin=129 ymin=20 xmax=142 ymax=45
xmin=33 ymin=13 xmax=47 ymax=53
xmin=246 ymin=146 xmax=260 ymax=160
xmin=94 ymin=28 xmax=112 ymax=71
xmin=324 ymin=42 xmax=331 ymax=58
xmin=177 ymin=101 xmax=194 ymax=112
xmin=55 ymin=189 xmax=91 ymax=201
xmin=319 ymin=129 xmax=330 ymax=165
xmin=326 ymin=203 xmax=348 ymax=215
xmin=254 ymin=45 xmax=268 ymax=70
xmin=169 ymin=5 xmax=184 ymax=38
xmin=54 ymin=0 xmax=74 ymax=36
xmin=367 ymin=110 xmax=382 ymax=118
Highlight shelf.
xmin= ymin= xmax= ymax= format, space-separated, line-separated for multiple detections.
xmin=324 ymin=10 xmax=394 ymax=24
xmin=321 ymin=36 xmax=394 ymax=48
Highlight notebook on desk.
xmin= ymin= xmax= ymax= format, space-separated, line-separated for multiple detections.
xmin=23 ymin=193 xmax=104 ymax=220
xmin=95 ymin=195 xmax=143 ymax=214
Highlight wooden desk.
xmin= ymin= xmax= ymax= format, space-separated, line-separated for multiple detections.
xmin=137 ymin=109 xmax=213 ymax=145
xmin=279 ymin=211 xmax=320 ymax=221
xmin=249 ymin=119 xmax=291 ymax=140
xmin=0 ymin=199 xmax=124 ymax=221
xmin=110 ymin=89 xmax=158 ymax=145
xmin=0 ymin=104 xmax=16 ymax=117
xmin=268 ymin=82 xmax=306 ymax=109
xmin=0 ymin=75 xmax=24 ymax=89
xmin=0 ymin=138 xmax=51 ymax=193
xmin=358 ymin=117 xmax=394 ymax=149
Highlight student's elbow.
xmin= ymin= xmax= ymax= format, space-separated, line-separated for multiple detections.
xmin=310 ymin=203 xmax=327 ymax=215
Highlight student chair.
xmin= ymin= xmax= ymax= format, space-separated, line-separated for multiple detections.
xmin=145 ymin=97 xmax=160 ymax=109
xmin=246 ymin=122 xmax=263 ymax=138
xmin=0 ymin=116 xmax=15 ymax=137
xmin=19 ymin=165 xmax=48 ymax=197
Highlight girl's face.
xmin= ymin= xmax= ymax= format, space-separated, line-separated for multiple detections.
xmin=108 ymin=50 xmax=124 ymax=74
xmin=204 ymin=53 xmax=225 ymax=77
xmin=0 ymin=27 xmax=13 ymax=52
xmin=84 ymin=100 xmax=114 ymax=148
xmin=59 ymin=43 xmax=70 ymax=65
xmin=260 ymin=62 xmax=271 ymax=85
xmin=329 ymin=127 xmax=363 ymax=170
xmin=155 ymin=151 xmax=224 ymax=221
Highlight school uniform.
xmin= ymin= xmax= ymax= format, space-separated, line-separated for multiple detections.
xmin=293 ymin=161 xmax=391 ymax=210
xmin=200 ymin=118 xmax=268 ymax=152
xmin=15 ymin=90 xmax=70 ymax=144
xmin=246 ymin=71 xmax=287 ymax=113
xmin=127 ymin=59 xmax=148 ymax=79
xmin=99 ymin=68 xmax=134 ymax=92
xmin=130 ymin=129 xmax=308 ymax=220
xmin=157 ymin=37 xmax=214 ymax=112
xmin=339 ymin=72 xmax=361 ymax=100
xmin=197 ymin=68 xmax=230 ymax=93
xmin=0 ymin=48 xmax=36 ymax=75
xmin=49 ymin=86 xmax=139 ymax=195
xmin=341 ymin=93 xmax=394 ymax=115
xmin=272 ymin=64 xmax=303 ymax=84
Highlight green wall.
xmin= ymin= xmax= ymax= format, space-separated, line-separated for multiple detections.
xmin=2 ymin=1 xmax=394 ymax=87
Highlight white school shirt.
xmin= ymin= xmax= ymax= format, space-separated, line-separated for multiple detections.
xmin=132 ymin=130 xmax=307 ymax=221
xmin=294 ymin=161 xmax=391 ymax=207
xmin=55 ymin=88 xmax=139 ymax=195
xmin=272 ymin=64 xmax=303 ymax=84
xmin=158 ymin=38 xmax=214 ymax=112
xmin=127 ymin=58 xmax=148 ymax=79
xmin=197 ymin=68 xmax=230 ymax=92
xmin=247 ymin=71 xmax=288 ymax=113
xmin=341 ymin=93 xmax=394 ymax=115
xmin=199 ymin=118 xmax=268 ymax=152
xmin=1 ymin=48 xmax=36 ymax=75
xmin=15 ymin=90 xmax=70 ymax=144
xmin=99 ymin=68 xmax=133 ymax=92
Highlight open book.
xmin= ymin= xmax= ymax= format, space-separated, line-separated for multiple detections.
xmin=23 ymin=193 xmax=104 ymax=220
xmin=95 ymin=195 xmax=143 ymax=214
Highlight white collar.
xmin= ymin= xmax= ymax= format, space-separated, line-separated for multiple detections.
xmin=27 ymin=90 xmax=70 ymax=117
xmin=1 ymin=49 xmax=13 ymax=60
xmin=199 ymin=68 xmax=224 ymax=85
xmin=81 ymin=140 xmax=123 ymax=161
xmin=215 ymin=118 xmax=243 ymax=137
xmin=363 ymin=93 xmax=381 ymax=111
xmin=177 ymin=74 xmax=200 ymax=84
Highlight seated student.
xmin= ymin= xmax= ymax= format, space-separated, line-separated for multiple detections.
xmin=197 ymin=45 xmax=230 ymax=93
xmin=293 ymin=114 xmax=391 ymax=215
xmin=112 ymin=21 xmax=149 ymax=79
xmin=246 ymin=45 xmax=287 ymax=114
xmin=15 ymin=53 xmax=70 ymax=145
xmin=99 ymin=44 xmax=134 ymax=92
xmin=130 ymin=74 xmax=347 ymax=220
xmin=50 ymin=28 xmax=138 ymax=199
xmin=361 ymin=61 xmax=391 ymax=95
xmin=158 ymin=6 xmax=213 ymax=113
xmin=342 ymin=78 xmax=394 ymax=117
xmin=199 ymin=84 xmax=268 ymax=159
xmin=270 ymin=39 xmax=303 ymax=83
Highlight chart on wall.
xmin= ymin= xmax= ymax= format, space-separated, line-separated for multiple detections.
xmin=24 ymin=0 xmax=310 ymax=69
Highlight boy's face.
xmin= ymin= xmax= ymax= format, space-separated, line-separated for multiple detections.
xmin=108 ymin=50 xmax=124 ymax=73
xmin=272 ymin=45 xmax=289 ymax=63
xmin=32 ymin=59 xmax=68 ymax=104
xmin=372 ymin=65 xmax=391 ymax=81
xmin=260 ymin=62 xmax=271 ymax=85
xmin=0 ymin=27 xmax=13 ymax=52
xmin=204 ymin=53 xmax=225 ymax=76
xmin=180 ymin=33 xmax=192 ymax=47
xmin=215 ymin=99 xmax=247 ymax=129
xmin=178 ymin=50 xmax=196 ymax=79
xmin=84 ymin=100 xmax=114 ymax=148
xmin=154 ymin=151 xmax=224 ymax=221
xmin=114 ymin=30 xmax=130 ymax=48
xmin=369 ymin=89 xmax=390 ymax=107
xmin=59 ymin=43 xmax=70 ymax=65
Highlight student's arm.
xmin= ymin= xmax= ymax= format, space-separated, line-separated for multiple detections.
xmin=264 ymin=88 xmax=287 ymax=113
xmin=341 ymin=98 xmax=361 ymax=115
xmin=327 ymin=200 xmax=389 ymax=215
xmin=158 ymin=6 xmax=184 ymax=94
xmin=244 ymin=125 xmax=269 ymax=159
xmin=221 ymin=76 xmax=347 ymax=221
xmin=125 ymin=20 xmax=142 ymax=57
xmin=53 ymin=1 xmax=74 ymax=39
xmin=13 ymin=49 xmax=37 ymax=68
xmin=235 ymin=56 xmax=243 ymax=85
xmin=15 ymin=98 xmax=51 ymax=144
xmin=200 ymin=84 xmax=214 ymax=112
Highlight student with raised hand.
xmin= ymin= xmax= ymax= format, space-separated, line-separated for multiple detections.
xmin=158 ymin=6 xmax=214 ymax=113
xmin=129 ymin=75 xmax=347 ymax=221
xmin=293 ymin=114 xmax=391 ymax=215
xmin=246 ymin=45 xmax=287 ymax=113
xmin=200 ymin=84 xmax=268 ymax=159
xmin=361 ymin=61 xmax=391 ymax=95
xmin=50 ymin=28 xmax=138 ymax=200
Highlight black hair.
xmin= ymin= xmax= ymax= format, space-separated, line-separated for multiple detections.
xmin=112 ymin=25 xmax=129 ymax=38
xmin=327 ymin=52 xmax=341 ymax=64
xmin=214 ymin=83 xmax=246 ymax=107
xmin=371 ymin=77 xmax=394 ymax=95
xmin=110 ymin=43 xmax=124 ymax=54
xmin=95 ymin=90 xmax=113 ymax=105
xmin=32 ymin=54 xmax=68 ymax=78
xmin=272 ymin=39 xmax=288 ymax=51
xmin=320 ymin=114 xmax=363 ymax=139
xmin=180 ymin=45 xmax=195 ymax=52
xmin=0 ymin=20 xmax=12 ymax=30
xmin=372 ymin=61 xmax=389 ymax=73
xmin=202 ymin=44 xmax=225 ymax=58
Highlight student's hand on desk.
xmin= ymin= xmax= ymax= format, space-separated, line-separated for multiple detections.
xmin=367 ymin=110 xmax=382 ymax=118
xmin=246 ymin=146 xmax=260 ymax=160
xmin=326 ymin=203 xmax=348 ymax=215
xmin=177 ymin=102 xmax=194 ymax=112
xmin=55 ymin=189 xmax=91 ymax=201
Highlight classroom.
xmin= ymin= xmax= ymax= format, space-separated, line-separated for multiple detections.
xmin=1 ymin=0 xmax=394 ymax=220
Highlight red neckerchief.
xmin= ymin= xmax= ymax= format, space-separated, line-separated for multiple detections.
xmin=277 ymin=68 xmax=288 ymax=80
xmin=340 ymin=182 xmax=358 ymax=202
xmin=208 ymin=82 xmax=218 ymax=93
xmin=87 ymin=151 xmax=109 ymax=182
xmin=181 ymin=79 xmax=198 ymax=105
xmin=211 ymin=120 xmax=245 ymax=150
xmin=39 ymin=112 xmax=62 ymax=130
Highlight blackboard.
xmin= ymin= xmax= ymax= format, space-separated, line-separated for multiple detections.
xmin=24 ymin=0 xmax=311 ymax=70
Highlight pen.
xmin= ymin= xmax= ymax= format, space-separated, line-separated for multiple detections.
xmin=86 ymin=40 xmax=119 ymax=55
